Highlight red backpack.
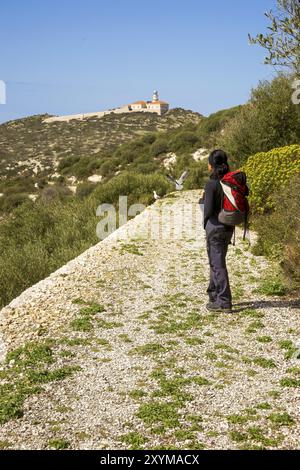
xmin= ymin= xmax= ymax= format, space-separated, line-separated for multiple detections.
xmin=218 ymin=171 xmax=249 ymax=241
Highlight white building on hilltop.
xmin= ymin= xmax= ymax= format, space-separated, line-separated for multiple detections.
xmin=43 ymin=90 xmax=169 ymax=123
xmin=129 ymin=90 xmax=169 ymax=115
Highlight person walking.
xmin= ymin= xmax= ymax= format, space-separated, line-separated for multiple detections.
xmin=200 ymin=150 xmax=235 ymax=312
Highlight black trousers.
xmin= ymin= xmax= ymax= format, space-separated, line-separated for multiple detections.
xmin=206 ymin=229 xmax=233 ymax=307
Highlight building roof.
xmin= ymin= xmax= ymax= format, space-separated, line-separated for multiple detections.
xmin=131 ymin=100 xmax=147 ymax=106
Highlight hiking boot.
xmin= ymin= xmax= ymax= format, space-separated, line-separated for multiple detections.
xmin=206 ymin=302 xmax=232 ymax=313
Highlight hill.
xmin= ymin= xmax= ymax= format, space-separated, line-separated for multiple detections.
xmin=0 ymin=108 xmax=202 ymax=180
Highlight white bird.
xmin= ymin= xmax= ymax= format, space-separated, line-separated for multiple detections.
xmin=167 ymin=170 xmax=189 ymax=190
xmin=153 ymin=190 xmax=161 ymax=200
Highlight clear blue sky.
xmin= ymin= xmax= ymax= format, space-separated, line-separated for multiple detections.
xmin=0 ymin=0 xmax=277 ymax=123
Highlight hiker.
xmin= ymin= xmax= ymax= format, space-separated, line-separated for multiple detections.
xmin=199 ymin=149 xmax=248 ymax=313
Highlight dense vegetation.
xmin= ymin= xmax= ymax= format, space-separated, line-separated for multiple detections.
xmin=253 ymin=174 xmax=300 ymax=287
xmin=242 ymin=145 xmax=300 ymax=213
xmin=0 ymin=173 xmax=172 ymax=308
xmin=0 ymin=108 xmax=202 ymax=179
xmin=218 ymin=75 xmax=300 ymax=166
xmin=242 ymin=145 xmax=300 ymax=290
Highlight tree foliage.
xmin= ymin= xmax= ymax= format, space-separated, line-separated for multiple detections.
xmin=218 ymin=74 xmax=300 ymax=166
xmin=249 ymin=0 xmax=300 ymax=73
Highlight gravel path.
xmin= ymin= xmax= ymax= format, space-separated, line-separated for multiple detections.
xmin=0 ymin=190 xmax=299 ymax=450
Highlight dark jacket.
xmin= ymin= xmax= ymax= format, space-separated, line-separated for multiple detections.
xmin=200 ymin=178 xmax=233 ymax=233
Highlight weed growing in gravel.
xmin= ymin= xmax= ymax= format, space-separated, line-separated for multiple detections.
xmin=268 ymin=390 xmax=281 ymax=398
xmin=130 ymin=343 xmax=167 ymax=356
xmin=192 ymin=376 xmax=211 ymax=386
xmin=286 ymin=367 xmax=300 ymax=375
xmin=0 ymin=341 xmax=81 ymax=425
xmin=246 ymin=369 xmax=258 ymax=377
xmin=97 ymin=319 xmax=123 ymax=329
xmin=56 ymin=405 xmax=72 ymax=413
xmin=240 ymin=309 xmax=264 ymax=319
xmin=70 ymin=301 xmax=106 ymax=332
xmin=26 ymin=366 xmax=81 ymax=384
xmin=245 ymin=321 xmax=265 ymax=334
xmin=152 ymin=376 xmax=194 ymax=403
xmin=268 ymin=412 xmax=295 ymax=427
xmin=230 ymin=430 xmax=248 ymax=442
xmin=137 ymin=401 xmax=180 ymax=429
xmin=227 ymin=411 xmax=257 ymax=425
xmin=75 ymin=431 xmax=91 ymax=441
xmin=120 ymin=432 xmax=148 ymax=449
xmin=278 ymin=340 xmax=299 ymax=359
xmin=232 ymin=284 xmax=244 ymax=300
xmin=59 ymin=338 xmax=91 ymax=346
xmin=246 ymin=426 xmax=283 ymax=447
xmin=214 ymin=344 xmax=239 ymax=354
xmin=128 ymin=389 xmax=148 ymax=400
xmin=280 ymin=377 xmax=300 ymax=387
xmin=59 ymin=350 xmax=75 ymax=358
xmin=95 ymin=338 xmax=111 ymax=347
xmin=0 ymin=440 xmax=12 ymax=449
xmin=138 ymin=312 xmax=151 ymax=320
xmin=205 ymin=352 xmax=218 ymax=361
xmin=120 ymin=243 xmax=144 ymax=256
xmin=255 ymin=273 xmax=286 ymax=296
xmin=252 ymin=357 xmax=277 ymax=368
xmin=6 ymin=341 xmax=54 ymax=366
xmin=185 ymin=414 xmax=204 ymax=432
xmin=174 ymin=429 xmax=196 ymax=441
xmin=255 ymin=402 xmax=272 ymax=410
xmin=47 ymin=438 xmax=70 ymax=450
xmin=184 ymin=337 xmax=205 ymax=346
xmin=79 ymin=304 xmax=106 ymax=315
xmin=70 ymin=317 xmax=93 ymax=332
xmin=256 ymin=336 xmax=272 ymax=343
xmin=203 ymin=330 xmax=214 ymax=337
xmin=72 ymin=298 xmax=86 ymax=305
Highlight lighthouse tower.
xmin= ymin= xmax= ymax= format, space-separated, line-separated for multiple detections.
xmin=152 ymin=90 xmax=159 ymax=102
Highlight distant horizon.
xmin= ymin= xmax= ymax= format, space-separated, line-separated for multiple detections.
xmin=0 ymin=0 xmax=277 ymax=124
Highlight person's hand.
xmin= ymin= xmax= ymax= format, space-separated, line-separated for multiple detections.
xmin=198 ymin=190 xmax=205 ymax=204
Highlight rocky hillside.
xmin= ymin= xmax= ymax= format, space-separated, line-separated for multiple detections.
xmin=0 ymin=108 xmax=202 ymax=180
xmin=0 ymin=191 xmax=299 ymax=450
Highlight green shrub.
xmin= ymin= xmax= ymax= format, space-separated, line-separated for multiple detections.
xmin=198 ymin=106 xmax=242 ymax=147
xmin=76 ymin=182 xmax=96 ymax=199
xmin=58 ymin=155 xmax=80 ymax=172
xmin=40 ymin=185 xmax=73 ymax=202
xmin=0 ymin=172 xmax=171 ymax=308
xmin=0 ymin=197 xmax=98 ymax=308
xmin=169 ymin=131 xmax=199 ymax=153
xmin=219 ymin=75 xmax=300 ymax=166
xmin=99 ymin=159 xmax=118 ymax=177
xmin=253 ymin=174 xmax=300 ymax=286
xmin=141 ymin=133 xmax=157 ymax=145
xmin=242 ymin=145 xmax=300 ymax=213
xmin=0 ymin=193 xmax=30 ymax=213
xmin=150 ymin=138 xmax=169 ymax=157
